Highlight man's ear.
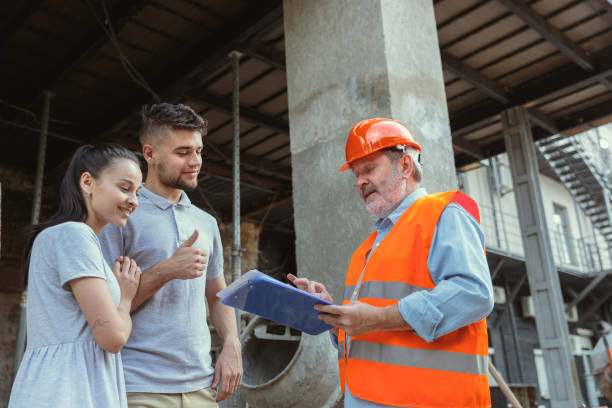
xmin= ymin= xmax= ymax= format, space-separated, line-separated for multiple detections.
xmin=142 ymin=144 xmax=154 ymax=165
xmin=400 ymin=154 xmax=413 ymax=178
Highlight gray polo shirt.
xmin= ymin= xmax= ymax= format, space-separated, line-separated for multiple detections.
xmin=98 ymin=186 xmax=223 ymax=393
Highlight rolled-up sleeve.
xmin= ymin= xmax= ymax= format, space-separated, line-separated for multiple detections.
xmin=397 ymin=203 xmax=494 ymax=342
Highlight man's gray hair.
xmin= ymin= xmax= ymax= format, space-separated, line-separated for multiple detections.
xmin=383 ymin=145 xmax=423 ymax=182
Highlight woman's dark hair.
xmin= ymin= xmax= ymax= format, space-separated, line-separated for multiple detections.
xmin=23 ymin=144 xmax=139 ymax=283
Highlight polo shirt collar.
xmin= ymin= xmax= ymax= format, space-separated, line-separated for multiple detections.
xmin=375 ymin=187 xmax=427 ymax=229
xmin=140 ymin=185 xmax=192 ymax=210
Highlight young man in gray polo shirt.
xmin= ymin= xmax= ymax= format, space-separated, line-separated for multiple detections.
xmin=99 ymin=103 xmax=242 ymax=408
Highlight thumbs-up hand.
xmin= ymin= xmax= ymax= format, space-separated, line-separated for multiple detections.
xmin=162 ymin=230 xmax=208 ymax=280
xmin=180 ymin=229 xmax=199 ymax=248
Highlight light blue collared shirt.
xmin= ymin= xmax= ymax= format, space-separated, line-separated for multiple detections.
xmin=98 ymin=186 xmax=224 ymax=393
xmin=341 ymin=188 xmax=494 ymax=408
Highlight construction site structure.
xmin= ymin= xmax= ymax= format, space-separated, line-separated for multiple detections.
xmin=1 ymin=1 xmax=612 ymax=407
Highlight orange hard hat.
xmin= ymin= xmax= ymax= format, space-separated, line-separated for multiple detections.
xmin=339 ymin=118 xmax=421 ymax=172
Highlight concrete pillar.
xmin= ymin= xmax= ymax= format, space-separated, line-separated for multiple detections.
xmin=284 ymin=0 xmax=456 ymax=300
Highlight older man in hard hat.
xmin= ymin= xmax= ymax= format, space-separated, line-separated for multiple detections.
xmin=288 ymin=118 xmax=494 ymax=408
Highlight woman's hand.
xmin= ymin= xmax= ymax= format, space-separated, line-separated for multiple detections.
xmin=113 ymin=256 xmax=141 ymax=303
xmin=72 ymin=258 xmax=141 ymax=353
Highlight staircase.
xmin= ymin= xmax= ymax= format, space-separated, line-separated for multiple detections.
xmin=536 ymin=130 xmax=612 ymax=258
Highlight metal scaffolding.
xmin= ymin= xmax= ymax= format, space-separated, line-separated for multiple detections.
xmin=230 ymin=50 xmax=243 ymax=333
xmin=12 ymin=90 xmax=54 ymax=380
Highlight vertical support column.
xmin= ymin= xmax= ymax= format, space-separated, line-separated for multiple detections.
xmin=221 ymin=52 xmax=247 ymax=408
xmin=493 ymin=157 xmax=511 ymax=251
xmin=503 ymin=275 xmax=525 ymax=382
xmin=229 ymin=50 xmax=242 ymax=333
xmin=592 ymin=223 xmax=604 ymax=272
xmin=501 ymin=106 xmax=581 ymax=407
xmin=572 ymin=198 xmax=588 ymax=270
xmin=13 ymin=90 xmax=53 ymax=379
xmin=487 ymin=158 xmax=502 ymax=248
xmin=32 ymin=91 xmax=53 ymax=225
xmin=283 ymin=0 xmax=455 ymax=300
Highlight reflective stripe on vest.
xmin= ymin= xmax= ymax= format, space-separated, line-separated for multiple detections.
xmin=344 ymin=281 xmax=427 ymax=302
xmin=350 ymin=340 xmax=488 ymax=376
xmin=338 ymin=341 xmax=345 ymax=360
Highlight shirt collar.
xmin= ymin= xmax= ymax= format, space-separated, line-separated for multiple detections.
xmin=140 ymin=185 xmax=192 ymax=210
xmin=375 ymin=187 xmax=427 ymax=230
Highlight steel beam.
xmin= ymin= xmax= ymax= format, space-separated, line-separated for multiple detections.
xmin=243 ymin=195 xmax=292 ymax=218
xmin=194 ymin=81 xmax=479 ymax=163
xmin=441 ymin=51 xmax=510 ymax=104
xmin=202 ymin=160 xmax=288 ymax=192
xmin=452 ymin=116 xmax=499 ymax=139
xmin=497 ymin=0 xmax=594 ymax=71
xmin=502 ymin=106 xmax=582 ymax=407
xmin=601 ymin=77 xmax=612 ymax=93
xmin=187 ymin=89 xmax=289 ymax=135
xmin=451 ymin=46 xmax=612 ymax=136
xmin=452 ymin=136 xmax=486 ymax=160
xmin=206 ymin=142 xmax=291 ymax=180
xmin=585 ymin=0 xmax=612 ymax=26
xmin=92 ymin=0 xmax=283 ymax=143
xmin=566 ymin=272 xmax=609 ymax=310
xmin=442 ymin=52 xmax=559 ymax=139
xmin=527 ymin=108 xmax=559 ymax=134
xmin=0 ymin=119 xmax=81 ymax=144
xmin=455 ymin=99 xmax=612 ymax=167
xmin=577 ymin=289 xmax=612 ymax=327
xmin=17 ymin=0 xmax=151 ymax=105
xmin=558 ymin=98 xmax=612 ymax=134
xmin=491 ymin=257 xmax=506 ymax=281
xmin=239 ymin=41 xmax=285 ymax=71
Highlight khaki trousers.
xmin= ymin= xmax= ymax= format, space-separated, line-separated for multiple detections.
xmin=127 ymin=387 xmax=218 ymax=408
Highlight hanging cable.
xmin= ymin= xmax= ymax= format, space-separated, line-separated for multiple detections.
xmin=84 ymin=0 xmax=161 ymax=102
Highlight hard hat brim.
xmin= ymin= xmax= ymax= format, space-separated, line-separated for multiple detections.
xmin=339 ymin=162 xmax=352 ymax=172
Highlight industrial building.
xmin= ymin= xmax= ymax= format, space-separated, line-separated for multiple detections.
xmin=1 ymin=0 xmax=612 ymax=407
xmin=460 ymin=125 xmax=612 ymax=406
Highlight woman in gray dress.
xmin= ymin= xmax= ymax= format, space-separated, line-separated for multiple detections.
xmin=9 ymin=144 xmax=143 ymax=407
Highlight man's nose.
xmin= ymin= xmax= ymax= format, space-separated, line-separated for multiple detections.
xmin=188 ymin=152 xmax=202 ymax=166
xmin=355 ymin=174 xmax=368 ymax=189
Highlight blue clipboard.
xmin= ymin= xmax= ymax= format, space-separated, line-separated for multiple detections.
xmin=219 ymin=271 xmax=333 ymax=335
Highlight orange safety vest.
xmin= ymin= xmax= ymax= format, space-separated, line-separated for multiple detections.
xmin=338 ymin=191 xmax=490 ymax=408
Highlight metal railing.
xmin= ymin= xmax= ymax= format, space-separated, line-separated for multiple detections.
xmin=478 ymin=202 xmax=612 ymax=274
